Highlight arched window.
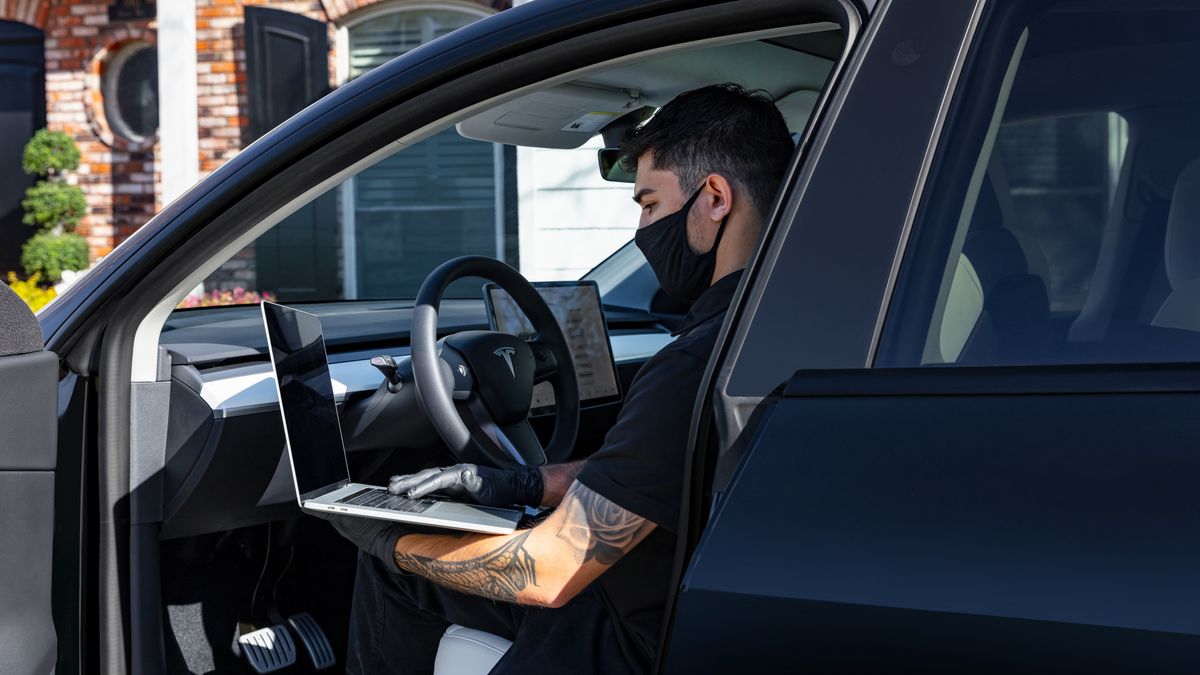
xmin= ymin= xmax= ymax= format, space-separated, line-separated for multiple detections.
xmin=338 ymin=4 xmax=511 ymax=299
xmin=346 ymin=7 xmax=481 ymax=78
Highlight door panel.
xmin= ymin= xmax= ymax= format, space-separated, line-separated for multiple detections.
xmin=671 ymin=366 xmax=1200 ymax=672
xmin=0 ymin=283 xmax=57 ymax=674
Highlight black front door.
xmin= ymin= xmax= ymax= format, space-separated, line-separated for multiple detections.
xmin=0 ymin=20 xmax=45 ymax=277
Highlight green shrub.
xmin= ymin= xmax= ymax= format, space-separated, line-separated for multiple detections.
xmin=22 ymin=128 xmax=80 ymax=176
xmin=21 ymin=231 xmax=89 ymax=283
xmin=21 ymin=179 xmax=87 ymax=232
xmin=5 ymin=272 xmax=56 ymax=312
xmin=18 ymin=129 xmax=90 ymax=279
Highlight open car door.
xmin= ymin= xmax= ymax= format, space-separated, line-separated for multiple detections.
xmin=0 ymin=282 xmax=58 ymax=674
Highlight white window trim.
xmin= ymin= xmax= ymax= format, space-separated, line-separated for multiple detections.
xmin=334 ymin=1 xmax=498 ymax=299
xmin=158 ymin=0 xmax=199 ymax=206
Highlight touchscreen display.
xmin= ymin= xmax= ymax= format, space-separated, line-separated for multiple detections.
xmin=486 ymin=283 xmax=620 ymax=409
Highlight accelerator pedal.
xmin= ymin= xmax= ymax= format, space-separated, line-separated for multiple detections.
xmin=237 ymin=624 xmax=297 ymax=673
xmin=288 ymin=612 xmax=336 ymax=670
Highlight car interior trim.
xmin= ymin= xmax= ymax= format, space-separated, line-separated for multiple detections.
xmin=199 ymin=332 xmax=673 ymax=419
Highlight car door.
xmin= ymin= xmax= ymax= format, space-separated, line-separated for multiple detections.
xmin=31 ymin=2 xmax=865 ymax=672
xmin=0 ymin=282 xmax=58 ymax=674
xmin=671 ymin=0 xmax=1200 ymax=672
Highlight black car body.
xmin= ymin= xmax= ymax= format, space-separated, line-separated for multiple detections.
xmin=4 ymin=0 xmax=1200 ymax=672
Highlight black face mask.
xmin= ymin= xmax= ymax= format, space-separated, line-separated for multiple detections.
xmin=635 ymin=185 xmax=729 ymax=304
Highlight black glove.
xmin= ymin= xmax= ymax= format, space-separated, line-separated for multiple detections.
xmin=388 ymin=463 xmax=543 ymax=508
xmin=317 ymin=512 xmax=406 ymax=574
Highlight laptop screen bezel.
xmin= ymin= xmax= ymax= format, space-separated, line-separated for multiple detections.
xmin=261 ymin=301 xmax=353 ymax=504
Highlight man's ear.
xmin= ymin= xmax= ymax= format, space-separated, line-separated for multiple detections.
xmin=702 ymin=173 xmax=734 ymax=224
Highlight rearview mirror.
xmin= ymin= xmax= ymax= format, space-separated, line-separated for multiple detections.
xmin=598 ymin=148 xmax=636 ymax=183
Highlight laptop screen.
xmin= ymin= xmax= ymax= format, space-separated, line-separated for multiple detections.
xmin=261 ymin=302 xmax=351 ymax=498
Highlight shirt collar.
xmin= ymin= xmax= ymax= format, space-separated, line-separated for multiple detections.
xmin=671 ymin=269 xmax=744 ymax=337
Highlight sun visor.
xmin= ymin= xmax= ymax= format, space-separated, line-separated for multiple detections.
xmin=457 ymin=83 xmax=643 ymax=149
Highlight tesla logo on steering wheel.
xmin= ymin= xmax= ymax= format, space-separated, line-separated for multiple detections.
xmin=493 ymin=347 xmax=517 ymax=377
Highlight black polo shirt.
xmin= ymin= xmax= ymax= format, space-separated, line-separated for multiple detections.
xmin=576 ymin=269 xmax=743 ymax=670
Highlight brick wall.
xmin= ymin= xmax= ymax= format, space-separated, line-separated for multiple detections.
xmin=194 ymin=0 xmax=331 ymax=177
xmin=38 ymin=1 xmax=157 ymax=259
xmin=194 ymin=0 xmax=506 ymax=178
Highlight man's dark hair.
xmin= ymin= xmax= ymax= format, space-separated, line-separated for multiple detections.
xmin=619 ymin=83 xmax=794 ymax=218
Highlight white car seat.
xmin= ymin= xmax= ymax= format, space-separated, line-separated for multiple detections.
xmin=433 ymin=624 xmax=513 ymax=675
xmin=1152 ymin=157 xmax=1200 ymax=331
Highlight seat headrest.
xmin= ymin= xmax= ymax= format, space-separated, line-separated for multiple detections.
xmin=1165 ymin=157 xmax=1200 ymax=286
xmin=0 ymin=282 xmax=44 ymax=356
xmin=968 ymin=168 xmax=1052 ymax=285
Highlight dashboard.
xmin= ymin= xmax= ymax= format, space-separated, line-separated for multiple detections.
xmin=155 ymin=300 xmax=674 ymax=539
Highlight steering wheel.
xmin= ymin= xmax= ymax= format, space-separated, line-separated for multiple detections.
xmin=411 ymin=256 xmax=579 ymax=467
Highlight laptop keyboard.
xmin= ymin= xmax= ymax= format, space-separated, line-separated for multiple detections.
xmin=335 ymin=488 xmax=436 ymax=514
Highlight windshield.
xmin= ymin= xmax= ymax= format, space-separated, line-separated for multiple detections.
xmin=180 ymin=21 xmax=840 ymax=310
xmin=183 ymin=135 xmax=640 ymax=308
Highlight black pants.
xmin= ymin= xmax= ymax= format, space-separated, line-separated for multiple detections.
xmin=345 ymin=551 xmax=644 ymax=675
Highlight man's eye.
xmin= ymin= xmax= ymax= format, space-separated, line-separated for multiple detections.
xmin=643 ymin=204 xmax=654 ymax=214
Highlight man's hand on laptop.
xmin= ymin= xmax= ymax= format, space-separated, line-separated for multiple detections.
xmin=389 ymin=463 xmax=544 ymax=508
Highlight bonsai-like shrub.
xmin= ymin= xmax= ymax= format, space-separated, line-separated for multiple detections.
xmin=22 ymin=128 xmax=81 ymax=176
xmin=21 ymin=179 xmax=88 ymax=232
xmin=19 ymin=129 xmax=90 ymax=282
xmin=21 ymin=231 xmax=89 ymax=284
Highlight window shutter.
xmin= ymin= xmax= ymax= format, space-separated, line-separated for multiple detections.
xmin=245 ymin=7 xmax=331 ymax=143
xmin=245 ymin=7 xmax=338 ymax=301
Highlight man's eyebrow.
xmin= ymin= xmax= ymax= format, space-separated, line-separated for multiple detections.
xmin=632 ymin=188 xmax=656 ymax=205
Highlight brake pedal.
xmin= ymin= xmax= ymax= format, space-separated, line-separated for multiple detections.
xmin=237 ymin=624 xmax=297 ymax=673
xmin=288 ymin=612 xmax=336 ymax=670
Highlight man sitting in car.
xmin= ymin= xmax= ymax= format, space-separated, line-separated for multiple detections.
xmin=329 ymin=83 xmax=795 ymax=675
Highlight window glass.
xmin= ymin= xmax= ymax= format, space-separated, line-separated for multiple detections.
xmin=346 ymin=8 xmax=501 ymax=299
xmin=105 ymin=42 xmax=158 ymax=142
xmin=880 ymin=2 xmax=1200 ymax=367
xmin=995 ymin=113 xmax=1127 ymax=314
xmin=347 ymin=9 xmax=475 ymax=78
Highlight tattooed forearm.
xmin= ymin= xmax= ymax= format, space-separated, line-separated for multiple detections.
xmin=555 ymin=482 xmax=653 ymax=565
xmin=393 ymin=530 xmax=538 ymax=603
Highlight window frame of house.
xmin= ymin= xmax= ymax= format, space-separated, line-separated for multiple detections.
xmin=103 ymin=40 xmax=159 ymax=145
xmin=333 ymin=1 xmax=501 ymax=300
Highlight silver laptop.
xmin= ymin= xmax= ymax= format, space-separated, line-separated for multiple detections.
xmin=261 ymin=301 xmax=522 ymax=535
